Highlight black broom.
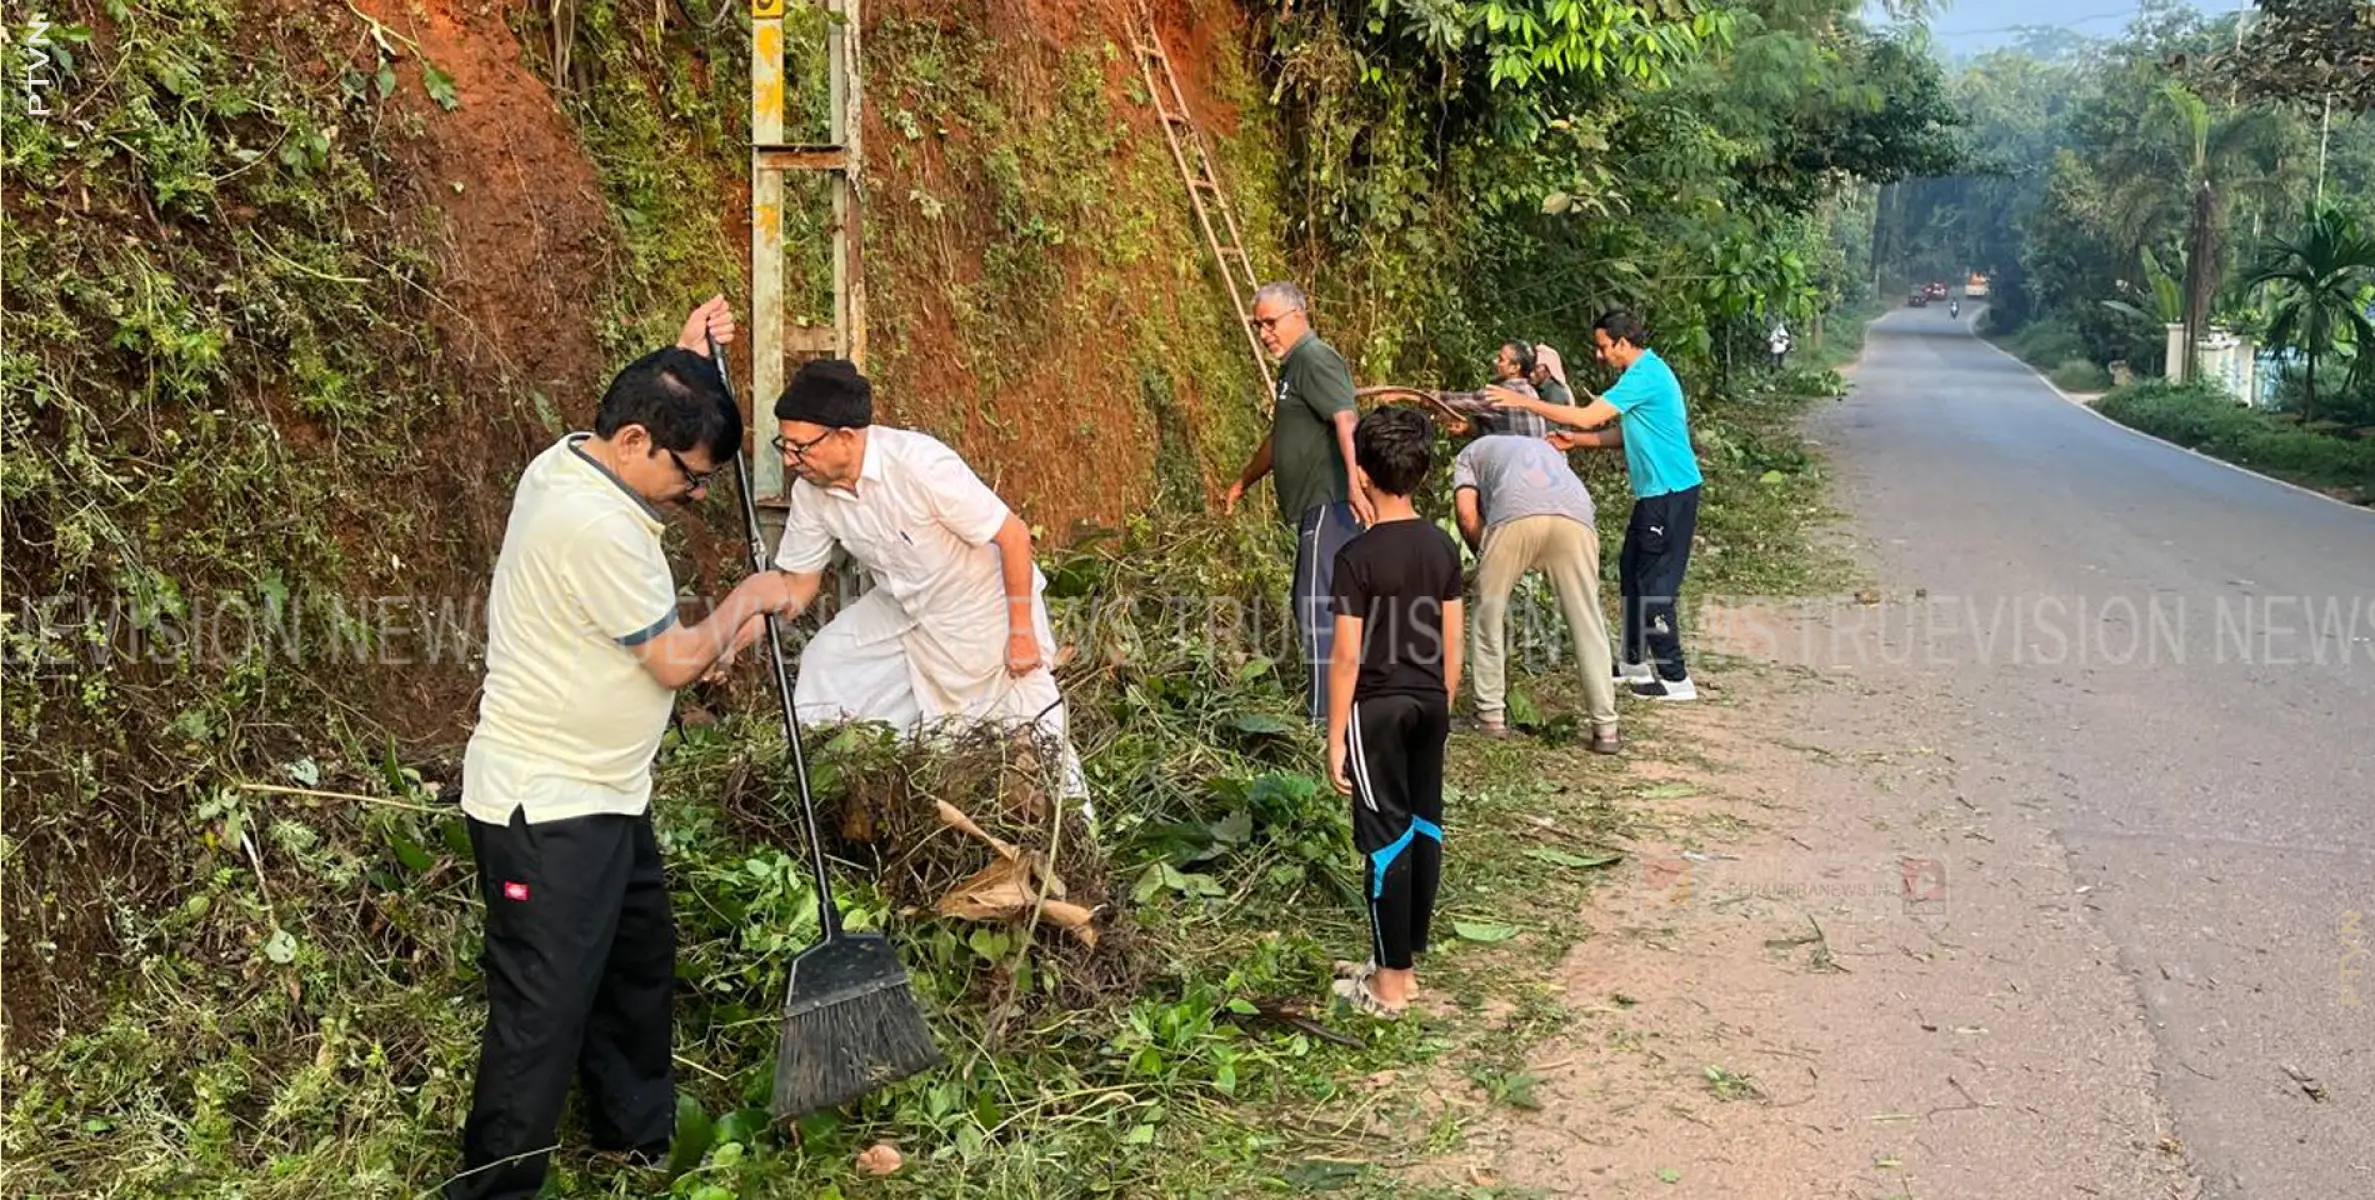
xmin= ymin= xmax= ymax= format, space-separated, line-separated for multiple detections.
xmin=707 ymin=336 xmax=942 ymax=1119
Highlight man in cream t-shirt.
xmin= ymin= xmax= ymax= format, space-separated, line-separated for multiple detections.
xmin=449 ymin=299 xmax=788 ymax=1200
xmin=725 ymin=357 xmax=1088 ymax=807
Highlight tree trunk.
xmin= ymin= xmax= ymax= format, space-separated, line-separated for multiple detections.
xmin=2181 ymin=181 xmax=2220 ymax=385
xmin=2305 ymin=348 xmax=2319 ymax=423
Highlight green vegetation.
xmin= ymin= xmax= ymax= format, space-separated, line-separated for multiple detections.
xmin=2050 ymin=358 xmax=2116 ymax=393
xmin=2239 ymin=207 xmax=2375 ymax=422
xmin=1270 ymin=0 xmax=1959 ymax=386
xmin=1999 ymin=316 xmax=2092 ymax=372
xmin=5 ymin=0 xmax=1937 ymax=1194
xmin=1874 ymin=5 xmax=2375 ymax=401
xmin=1870 ymin=3 xmax=2375 ymax=489
xmin=2096 ymin=380 xmax=2375 ymax=503
xmin=4 ymin=363 xmax=1855 ymax=1193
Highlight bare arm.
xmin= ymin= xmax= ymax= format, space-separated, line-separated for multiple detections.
xmin=1487 ymin=384 xmax=1623 ymax=431
xmin=1454 ymin=488 xmax=1485 ymax=553
xmin=1442 ymin=597 xmax=1464 ymax=705
xmin=1224 ymin=434 xmax=1275 ymax=515
xmin=1331 ymin=409 xmax=1377 ymax=525
xmin=1549 ymin=427 xmax=1624 ymax=451
xmin=632 ymin=569 xmax=820 ymax=689
xmin=1326 ymin=612 xmax=1364 ymax=796
xmin=708 ymin=569 xmax=827 ymax=672
xmin=989 ymin=513 xmax=1045 ymax=676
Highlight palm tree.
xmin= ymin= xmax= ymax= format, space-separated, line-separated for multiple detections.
xmin=2098 ymin=81 xmax=2288 ymax=381
xmin=2240 ymin=207 xmax=2375 ymax=422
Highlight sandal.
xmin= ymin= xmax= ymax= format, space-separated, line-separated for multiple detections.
xmin=1331 ymin=973 xmax=1407 ymax=1020
xmin=1333 ymin=958 xmax=1424 ymax=999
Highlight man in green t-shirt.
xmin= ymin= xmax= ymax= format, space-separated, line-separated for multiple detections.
xmin=1223 ymin=281 xmax=1373 ymax=723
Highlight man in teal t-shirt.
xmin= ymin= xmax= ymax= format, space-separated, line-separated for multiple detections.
xmin=1491 ymin=310 xmax=1704 ymax=700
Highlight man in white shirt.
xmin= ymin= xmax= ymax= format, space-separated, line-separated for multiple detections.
xmin=451 ymin=298 xmax=787 ymax=1200
xmin=727 ymin=358 xmax=1087 ymax=805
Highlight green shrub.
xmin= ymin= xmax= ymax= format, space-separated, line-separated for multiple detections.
xmin=2003 ymin=316 xmax=2090 ymax=370
xmin=2049 ymin=358 xmax=2113 ymax=392
xmin=2269 ymin=364 xmax=2375 ymax=427
xmin=2097 ymin=381 xmax=2375 ymax=502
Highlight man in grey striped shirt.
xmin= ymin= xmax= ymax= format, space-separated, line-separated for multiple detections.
xmin=1486 ymin=340 xmax=1553 ymax=439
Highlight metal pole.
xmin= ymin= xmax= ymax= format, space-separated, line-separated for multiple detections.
xmin=751 ymin=0 xmax=787 ymax=501
xmin=2317 ymin=92 xmax=2332 ymax=209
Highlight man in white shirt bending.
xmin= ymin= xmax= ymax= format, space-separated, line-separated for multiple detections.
xmin=730 ymin=358 xmax=1087 ymax=804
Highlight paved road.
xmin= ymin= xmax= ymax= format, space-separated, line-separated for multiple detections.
xmin=1812 ymin=306 xmax=2375 ymax=1198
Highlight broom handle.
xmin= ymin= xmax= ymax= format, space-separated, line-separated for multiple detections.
xmin=710 ymin=335 xmax=843 ymax=940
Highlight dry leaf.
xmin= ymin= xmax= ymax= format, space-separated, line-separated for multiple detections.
xmin=932 ymin=856 xmax=1097 ymax=945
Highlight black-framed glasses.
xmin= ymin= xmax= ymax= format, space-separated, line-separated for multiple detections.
xmin=664 ymin=448 xmax=720 ymax=491
xmin=1249 ymin=312 xmax=1297 ymax=332
xmin=771 ymin=428 xmax=835 ymax=460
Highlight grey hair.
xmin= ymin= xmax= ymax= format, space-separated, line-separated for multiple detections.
xmin=1253 ymin=281 xmax=1308 ymax=312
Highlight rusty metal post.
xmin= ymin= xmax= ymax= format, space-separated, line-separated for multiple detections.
xmin=750 ymin=0 xmax=788 ymax=503
xmin=751 ymin=0 xmax=864 ymax=508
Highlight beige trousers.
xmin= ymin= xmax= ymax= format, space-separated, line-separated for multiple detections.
xmin=1471 ymin=514 xmax=1618 ymax=733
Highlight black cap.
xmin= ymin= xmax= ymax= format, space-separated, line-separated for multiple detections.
xmin=774 ymin=358 xmax=874 ymax=428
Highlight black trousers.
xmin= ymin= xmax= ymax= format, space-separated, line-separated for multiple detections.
xmin=1619 ymin=485 xmax=1702 ymax=681
xmin=450 ymin=809 xmax=676 ymax=1200
xmin=1347 ymin=693 xmax=1449 ymax=971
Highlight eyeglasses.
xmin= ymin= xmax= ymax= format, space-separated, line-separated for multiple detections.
xmin=1249 ymin=310 xmax=1301 ymax=332
xmin=664 ymin=448 xmax=720 ymax=491
xmin=771 ymin=428 xmax=836 ymax=460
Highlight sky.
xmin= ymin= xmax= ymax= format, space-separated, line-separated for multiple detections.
xmin=1865 ymin=0 xmax=2251 ymax=55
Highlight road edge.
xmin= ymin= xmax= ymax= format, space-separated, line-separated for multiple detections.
xmin=1968 ymin=322 xmax=2373 ymax=518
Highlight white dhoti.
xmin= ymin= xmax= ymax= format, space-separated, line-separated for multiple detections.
xmin=793 ymin=587 xmax=1090 ymax=809
xmin=773 ymin=426 xmax=1094 ymax=820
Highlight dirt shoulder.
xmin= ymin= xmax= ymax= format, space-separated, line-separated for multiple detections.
xmin=1448 ymin=602 xmax=2204 ymax=1198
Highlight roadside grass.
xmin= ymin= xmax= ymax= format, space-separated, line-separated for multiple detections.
xmin=2095 ymin=380 xmax=2375 ymax=506
xmin=3 ymin=351 xmax=1849 ymax=1200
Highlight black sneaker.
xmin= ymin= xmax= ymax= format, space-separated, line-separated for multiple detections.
xmin=1629 ymin=675 xmax=1697 ymax=701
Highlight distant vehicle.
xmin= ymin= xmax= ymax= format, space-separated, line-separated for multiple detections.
xmin=1966 ymin=272 xmax=1990 ymax=298
xmin=1924 ymin=281 xmax=1949 ymax=300
xmin=1908 ymin=289 xmax=1930 ymax=307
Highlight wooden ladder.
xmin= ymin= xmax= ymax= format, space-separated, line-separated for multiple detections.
xmin=1130 ymin=11 xmax=1275 ymax=409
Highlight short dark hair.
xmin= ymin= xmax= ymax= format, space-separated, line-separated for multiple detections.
xmin=774 ymin=358 xmax=875 ymax=428
xmin=1499 ymin=340 xmax=1536 ymax=376
xmin=1594 ymin=310 xmax=1650 ymax=347
xmin=1355 ymin=407 xmax=1435 ymax=497
xmin=595 ymin=347 xmax=740 ymax=463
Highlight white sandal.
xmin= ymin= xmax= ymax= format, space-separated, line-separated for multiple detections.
xmin=1331 ymin=973 xmax=1406 ymax=1020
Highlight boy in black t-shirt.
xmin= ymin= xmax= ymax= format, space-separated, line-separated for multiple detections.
xmin=1325 ymin=406 xmax=1465 ymax=1019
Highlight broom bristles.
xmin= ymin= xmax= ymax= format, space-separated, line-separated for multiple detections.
xmin=771 ymin=975 xmax=941 ymax=1118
